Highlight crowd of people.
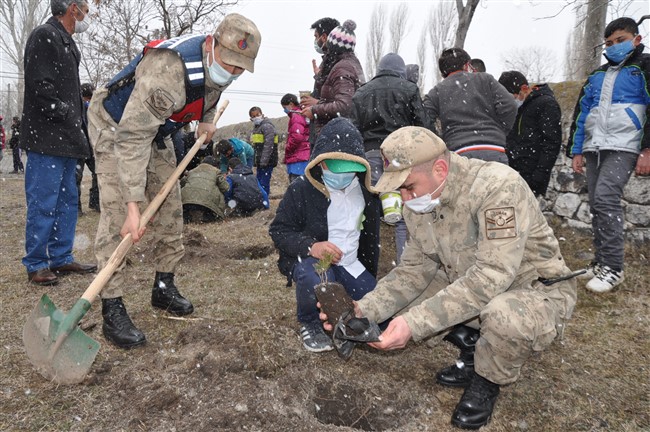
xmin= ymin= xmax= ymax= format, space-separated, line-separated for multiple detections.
xmin=10 ymin=1 xmax=650 ymax=429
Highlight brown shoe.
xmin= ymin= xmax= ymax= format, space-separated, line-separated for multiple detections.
xmin=50 ymin=262 xmax=98 ymax=275
xmin=28 ymin=269 xmax=59 ymax=286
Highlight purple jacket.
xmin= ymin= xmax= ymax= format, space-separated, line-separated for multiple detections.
xmin=284 ymin=112 xmax=310 ymax=164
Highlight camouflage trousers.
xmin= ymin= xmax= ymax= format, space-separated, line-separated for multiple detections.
xmin=406 ymin=272 xmax=565 ymax=385
xmin=87 ymin=92 xmax=184 ymax=299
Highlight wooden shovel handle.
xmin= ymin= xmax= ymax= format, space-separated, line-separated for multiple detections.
xmin=81 ymin=100 xmax=230 ymax=303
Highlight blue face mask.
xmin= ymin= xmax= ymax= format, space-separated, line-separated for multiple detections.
xmin=322 ymin=169 xmax=356 ymax=190
xmin=605 ymin=39 xmax=634 ymax=63
xmin=208 ymin=38 xmax=241 ymax=86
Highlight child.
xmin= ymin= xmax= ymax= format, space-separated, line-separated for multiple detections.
xmin=280 ymin=93 xmax=310 ymax=182
xmin=249 ymin=106 xmax=278 ymax=196
xmin=269 ymin=118 xmax=380 ymax=353
xmin=225 ymin=157 xmax=269 ymax=216
xmin=567 ymin=17 xmax=650 ymax=293
xmin=214 ymin=137 xmax=255 ymax=173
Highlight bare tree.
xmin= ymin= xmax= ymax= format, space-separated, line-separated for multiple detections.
xmin=365 ymin=4 xmax=386 ymax=80
xmin=77 ymin=0 xmax=157 ymax=86
xmin=501 ymin=46 xmax=558 ymax=82
xmin=427 ymin=2 xmax=457 ymax=86
xmin=580 ymin=0 xmax=608 ymax=78
xmin=76 ymin=0 xmax=238 ymax=86
xmin=0 ymin=0 xmax=49 ymax=112
xmin=416 ymin=27 xmax=427 ymax=95
xmin=154 ymin=0 xmax=237 ymax=39
xmin=388 ymin=3 xmax=410 ymax=54
xmin=562 ymin=2 xmax=586 ymax=81
xmin=454 ymin=0 xmax=480 ymax=48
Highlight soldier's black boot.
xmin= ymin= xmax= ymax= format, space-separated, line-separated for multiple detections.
xmin=151 ymin=272 xmax=194 ymax=316
xmin=102 ymin=297 xmax=146 ymax=348
xmin=436 ymin=325 xmax=480 ymax=387
xmin=451 ymin=373 xmax=500 ymax=429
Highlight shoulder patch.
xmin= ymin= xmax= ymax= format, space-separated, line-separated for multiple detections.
xmin=144 ymin=88 xmax=175 ymax=119
xmin=484 ymin=207 xmax=517 ymax=240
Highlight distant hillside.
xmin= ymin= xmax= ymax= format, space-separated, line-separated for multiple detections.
xmin=213 ymin=81 xmax=584 ymax=151
xmin=216 ymin=116 xmax=289 ymax=146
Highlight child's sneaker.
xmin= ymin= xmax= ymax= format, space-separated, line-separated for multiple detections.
xmin=300 ymin=322 xmax=333 ymax=353
xmin=586 ymin=266 xmax=624 ymax=293
xmin=578 ymin=261 xmax=601 ymax=280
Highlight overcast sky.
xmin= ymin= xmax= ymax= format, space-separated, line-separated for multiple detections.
xmin=1 ymin=0 xmax=648 ymax=126
xmin=216 ymin=0 xmax=649 ymax=126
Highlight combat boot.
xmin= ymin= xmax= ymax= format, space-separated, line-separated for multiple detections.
xmin=151 ymin=272 xmax=194 ymax=316
xmin=451 ymin=373 xmax=500 ymax=429
xmin=102 ymin=297 xmax=146 ymax=348
xmin=436 ymin=325 xmax=480 ymax=387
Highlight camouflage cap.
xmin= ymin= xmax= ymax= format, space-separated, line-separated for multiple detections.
xmin=375 ymin=127 xmax=447 ymax=192
xmin=215 ymin=13 xmax=261 ymax=73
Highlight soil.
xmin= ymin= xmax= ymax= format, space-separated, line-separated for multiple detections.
xmin=315 ymin=282 xmax=355 ymax=327
xmin=0 ymin=163 xmax=649 ymax=431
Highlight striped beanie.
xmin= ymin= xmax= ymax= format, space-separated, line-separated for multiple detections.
xmin=326 ymin=20 xmax=357 ymax=53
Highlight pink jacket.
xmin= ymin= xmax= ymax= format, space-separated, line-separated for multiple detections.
xmin=284 ymin=112 xmax=310 ymax=164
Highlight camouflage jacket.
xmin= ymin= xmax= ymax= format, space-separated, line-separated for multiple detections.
xmin=357 ymin=153 xmax=577 ymax=342
xmin=93 ymin=48 xmax=224 ymax=203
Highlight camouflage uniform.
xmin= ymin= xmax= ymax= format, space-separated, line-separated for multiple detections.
xmin=87 ymin=49 xmax=223 ymax=299
xmin=358 ymin=152 xmax=577 ymax=385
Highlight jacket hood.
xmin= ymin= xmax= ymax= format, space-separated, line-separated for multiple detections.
xmin=232 ymin=163 xmax=254 ymax=176
xmin=305 ymin=117 xmax=375 ymax=197
xmin=377 ymin=53 xmax=406 ymax=79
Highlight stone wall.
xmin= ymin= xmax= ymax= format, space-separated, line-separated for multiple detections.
xmin=543 ymin=154 xmax=650 ymax=243
xmin=544 ymin=81 xmax=650 ymax=243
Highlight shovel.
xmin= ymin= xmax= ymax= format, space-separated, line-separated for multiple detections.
xmin=23 ymin=100 xmax=230 ymax=385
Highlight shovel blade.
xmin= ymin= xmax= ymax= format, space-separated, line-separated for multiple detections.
xmin=23 ymin=294 xmax=100 ymax=384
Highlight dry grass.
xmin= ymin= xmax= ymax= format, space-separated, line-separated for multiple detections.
xmin=0 ymin=167 xmax=648 ymax=432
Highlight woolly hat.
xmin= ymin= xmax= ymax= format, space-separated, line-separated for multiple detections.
xmin=326 ymin=20 xmax=357 ymax=53
xmin=377 ymin=53 xmax=406 ymax=79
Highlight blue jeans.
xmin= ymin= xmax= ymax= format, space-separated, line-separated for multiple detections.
xmin=257 ymin=166 xmax=273 ymax=197
xmin=293 ymin=256 xmax=376 ymax=324
xmin=23 ymin=152 xmax=79 ymax=272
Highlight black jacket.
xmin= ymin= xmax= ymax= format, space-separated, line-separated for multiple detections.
xmin=229 ymin=164 xmax=266 ymax=214
xmin=351 ymin=70 xmax=429 ymax=151
xmin=505 ymin=84 xmax=561 ymax=196
xmin=269 ymin=118 xmax=380 ymax=284
xmin=8 ymin=123 xmax=20 ymax=149
xmin=19 ymin=17 xmax=89 ymax=158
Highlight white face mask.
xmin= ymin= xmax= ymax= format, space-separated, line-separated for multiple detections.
xmin=404 ymin=178 xmax=446 ymax=214
xmin=207 ymin=38 xmax=241 ymax=86
xmin=74 ymin=7 xmax=91 ymax=33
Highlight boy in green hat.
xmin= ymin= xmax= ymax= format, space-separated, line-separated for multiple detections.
xmin=269 ymin=118 xmax=381 ymax=353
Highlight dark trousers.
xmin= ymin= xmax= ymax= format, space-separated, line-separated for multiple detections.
xmin=12 ymin=147 xmax=24 ymax=172
xmin=76 ymin=156 xmax=99 ymax=211
xmin=584 ymin=150 xmax=637 ymax=271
